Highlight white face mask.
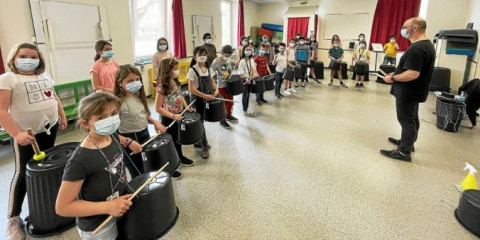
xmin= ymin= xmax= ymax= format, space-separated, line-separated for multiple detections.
xmin=299 ymin=41 xmax=305 ymax=45
xmin=390 ymin=39 xmax=395 ymax=43
xmin=205 ymin=39 xmax=212 ymax=44
xmin=197 ymin=56 xmax=207 ymax=63
xmin=245 ymin=50 xmax=252 ymax=56
xmin=359 ymin=44 xmax=365 ymax=49
xmin=289 ymin=43 xmax=295 ymax=47
xmin=334 ymin=43 xmax=339 ymax=48
xmin=158 ymin=44 xmax=167 ymax=51
xmin=359 ymin=37 xmax=365 ymax=41
xmin=242 ymin=41 xmax=248 ymax=46
xmin=223 ymin=56 xmax=230 ymax=61
xmin=248 ymin=39 xmax=253 ymax=43
xmin=173 ymin=70 xmax=179 ymax=78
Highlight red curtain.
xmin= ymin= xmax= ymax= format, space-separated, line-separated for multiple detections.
xmin=172 ymin=0 xmax=186 ymax=58
xmin=237 ymin=0 xmax=244 ymax=45
xmin=287 ymin=17 xmax=309 ymax=41
xmin=0 ymin=47 xmax=4 ymax=74
xmin=369 ymin=0 xmax=421 ymax=51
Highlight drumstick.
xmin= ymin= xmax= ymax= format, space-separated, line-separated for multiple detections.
xmin=27 ymin=128 xmax=45 ymax=161
xmin=92 ymin=162 xmax=170 ymax=236
xmin=376 ymin=74 xmax=385 ymax=79
xmin=213 ymin=97 xmax=236 ymax=102
xmin=139 ymin=99 xmax=197 ymax=149
xmin=378 ymin=69 xmax=388 ymax=76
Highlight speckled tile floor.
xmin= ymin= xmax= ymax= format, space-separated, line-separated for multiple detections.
xmin=0 ymin=71 xmax=479 ymax=239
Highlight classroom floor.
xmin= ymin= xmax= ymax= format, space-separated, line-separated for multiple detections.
xmin=0 ymin=70 xmax=479 ymax=239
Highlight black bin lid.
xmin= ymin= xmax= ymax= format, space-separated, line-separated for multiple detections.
xmin=181 ymin=112 xmax=201 ymax=124
xmin=129 ymin=171 xmax=169 ymax=194
xmin=144 ymin=134 xmax=172 ymax=151
xmin=27 ymin=142 xmax=80 ymax=172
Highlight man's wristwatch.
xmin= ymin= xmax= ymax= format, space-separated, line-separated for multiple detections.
xmin=391 ymin=75 xmax=396 ymax=82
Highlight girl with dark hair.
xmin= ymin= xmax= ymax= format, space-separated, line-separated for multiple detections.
xmin=152 ymin=37 xmax=173 ymax=79
xmin=187 ymin=46 xmax=219 ymax=159
xmin=239 ymin=44 xmax=259 ymax=117
xmin=90 ymin=40 xmax=119 ymax=93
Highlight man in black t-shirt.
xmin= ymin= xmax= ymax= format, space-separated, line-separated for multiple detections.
xmin=381 ymin=17 xmax=436 ymax=162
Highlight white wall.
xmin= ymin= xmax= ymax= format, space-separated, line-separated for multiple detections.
xmin=0 ymin=0 xmax=134 ymax=70
xmin=257 ymin=2 xmax=289 ymax=26
xmin=467 ymin=0 xmax=480 ymax=83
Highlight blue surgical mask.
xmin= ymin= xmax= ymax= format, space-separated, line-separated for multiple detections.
xmin=125 ymin=81 xmax=142 ymax=93
xmin=401 ymin=28 xmax=409 ymax=39
xmin=94 ymin=115 xmax=120 ymax=136
xmin=279 ymin=49 xmax=285 ymax=53
xmin=245 ymin=51 xmax=252 ymax=56
xmin=259 ymin=50 xmax=266 ymax=56
xmin=102 ymin=50 xmax=114 ymax=59
xmin=16 ymin=58 xmax=39 ymax=72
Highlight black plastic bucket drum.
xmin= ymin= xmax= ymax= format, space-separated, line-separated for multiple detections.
xmin=455 ymin=189 xmax=480 ymax=237
xmin=263 ymin=75 xmax=275 ymax=91
xmin=436 ymin=98 xmax=466 ymax=132
xmin=178 ymin=111 xmax=205 ymax=145
xmin=204 ymin=96 xmax=227 ymax=122
xmin=141 ymin=134 xmax=180 ymax=174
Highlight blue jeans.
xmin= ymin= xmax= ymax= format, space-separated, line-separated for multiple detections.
xmin=274 ymin=71 xmax=284 ymax=95
xmin=121 ymin=127 xmax=150 ymax=178
xmin=383 ymin=56 xmax=396 ymax=65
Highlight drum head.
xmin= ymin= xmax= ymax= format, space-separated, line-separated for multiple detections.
xmin=182 ymin=112 xmax=201 ymax=123
xmin=144 ymin=134 xmax=172 ymax=151
xmin=27 ymin=142 xmax=80 ymax=172
xmin=128 ymin=172 xmax=169 ymax=194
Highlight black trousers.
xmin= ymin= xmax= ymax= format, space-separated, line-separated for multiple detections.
xmin=8 ymin=123 xmax=59 ymax=218
xmin=396 ymin=98 xmax=420 ymax=154
xmin=194 ymin=95 xmax=209 ymax=148
xmin=121 ymin=127 xmax=150 ymax=178
xmin=242 ymin=85 xmax=251 ymax=111
xmin=161 ymin=116 xmax=184 ymax=158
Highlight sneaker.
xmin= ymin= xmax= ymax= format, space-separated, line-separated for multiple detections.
xmin=315 ymin=79 xmax=322 ymax=84
xmin=256 ymin=101 xmax=262 ymax=106
xmin=171 ymin=170 xmax=182 ymax=179
xmin=276 ymin=95 xmax=282 ymax=99
xmin=181 ymin=156 xmax=195 ymax=167
xmin=279 ymin=93 xmax=284 ymax=97
xmin=244 ymin=111 xmax=256 ymax=117
xmin=220 ymin=120 xmax=231 ymax=129
xmin=201 ymin=148 xmax=209 ymax=159
xmin=260 ymin=99 xmax=268 ymax=103
xmin=387 ymin=137 xmax=415 ymax=152
xmin=283 ymin=90 xmax=292 ymax=95
xmin=355 ymin=83 xmax=360 ymax=88
xmin=328 ymin=81 xmax=333 ymax=86
xmin=294 ymin=83 xmax=298 ymax=87
xmin=301 ymin=83 xmax=305 ymax=87
xmin=290 ymin=88 xmax=298 ymax=93
xmin=360 ymin=83 xmax=365 ymax=88
xmin=340 ymin=82 xmax=348 ymax=88
xmin=227 ymin=115 xmax=238 ymax=121
xmin=380 ymin=149 xmax=411 ymax=162
xmin=6 ymin=216 xmax=25 ymax=240
xmin=194 ymin=142 xmax=211 ymax=149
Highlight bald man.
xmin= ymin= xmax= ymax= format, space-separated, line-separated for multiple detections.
xmin=381 ymin=17 xmax=436 ymax=162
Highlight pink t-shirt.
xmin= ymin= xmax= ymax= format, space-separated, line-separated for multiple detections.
xmin=90 ymin=60 xmax=119 ymax=91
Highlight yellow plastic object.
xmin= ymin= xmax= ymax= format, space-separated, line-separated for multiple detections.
xmin=461 ymin=163 xmax=479 ymax=191
xmin=149 ymin=68 xmax=156 ymax=99
xmin=177 ymin=62 xmax=190 ymax=86
xmin=33 ymin=151 xmax=45 ymax=161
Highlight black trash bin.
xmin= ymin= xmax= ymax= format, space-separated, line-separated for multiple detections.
xmin=436 ymin=98 xmax=466 ymax=132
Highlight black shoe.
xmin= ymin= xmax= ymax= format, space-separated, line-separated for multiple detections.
xmin=380 ymin=149 xmax=411 ymax=162
xmin=276 ymin=95 xmax=282 ymax=99
xmin=315 ymin=79 xmax=321 ymax=84
xmin=256 ymin=101 xmax=262 ymax=106
xmin=171 ymin=171 xmax=183 ymax=179
xmin=360 ymin=83 xmax=365 ymax=88
xmin=279 ymin=93 xmax=284 ymax=97
xmin=260 ymin=99 xmax=268 ymax=103
xmin=387 ymin=137 xmax=415 ymax=152
xmin=181 ymin=156 xmax=195 ymax=167
xmin=220 ymin=120 xmax=231 ymax=129
xmin=355 ymin=83 xmax=360 ymax=88
xmin=194 ymin=142 xmax=211 ymax=149
xmin=227 ymin=115 xmax=238 ymax=121
xmin=201 ymin=148 xmax=209 ymax=159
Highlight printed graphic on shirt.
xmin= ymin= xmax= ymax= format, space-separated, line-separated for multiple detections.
xmin=24 ymin=79 xmax=54 ymax=104
xmin=220 ymin=63 xmax=232 ymax=79
xmin=104 ymin=152 xmax=128 ymax=189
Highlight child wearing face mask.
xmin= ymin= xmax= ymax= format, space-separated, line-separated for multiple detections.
xmin=272 ymin=43 xmax=287 ymax=99
xmin=330 ymin=34 xmax=343 ymax=48
xmin=383 ymin=35 xmax=399 ymax=65
xmin=353 ymin=40 xmax=371 ymax=88
xmin=0 ymin=43 xmax=68 ymax=240
xmin=155 ymin=58 xmax=196 ymax=171
xmin=328 ymin=40 xmax=348 ymax=88
xmin=56 ymin=92 xmax=139 ymax=239
xmin=187 ymin=46 xmax=219 ymax=159
xmin=152 ymin=37 xmax=174 ymax=80
xmin=90 ymin=40 xmax=119 ymax=93
xmin=352 ymin=33 xmax=366 ymax=80
xmin=284 ymin=39 xmax=298 ymax=95
xmin=202 ymin=33 xmax=217 ymax=65
xmin=113 ymin=65 xmax=170 ymax=179
xmin=239 ymin=45 xmax=259 ymax=116
xmin=308 ymin=35 xmax=320 ymax=83
xmin=212 ymin=45 xmax=238 ymax=129
xmin=236 ymin=36 xmax=248 ymax=64
xmin=295 ymin=37 xmax=310 ymax=87
xmin=254 ymin=44 xmax=272 ymax=105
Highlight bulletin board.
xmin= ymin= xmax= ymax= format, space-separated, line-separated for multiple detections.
xmin=324 ymin=13 xmax=369 ymax=40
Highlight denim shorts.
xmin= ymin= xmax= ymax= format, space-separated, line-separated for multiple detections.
xmin=77 ymin=219 xmax=118 ymax=240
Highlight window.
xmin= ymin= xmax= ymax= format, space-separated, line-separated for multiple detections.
xmin=130 ymin=0 xmax=173 ymax=60
xmin=221 ymin=1 xmax=231 ymax=46
xmin=419 ymin=0 xmax=429 ymax=19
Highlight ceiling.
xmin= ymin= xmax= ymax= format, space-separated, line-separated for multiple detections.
xmin=245 ymin=0 xmax=288 ymax=4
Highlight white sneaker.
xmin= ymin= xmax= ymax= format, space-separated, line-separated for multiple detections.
xmin=6 ymin=216 xmax=25 ymax=240
xmin=244 ymin=111 xmax=256 ymax=117
xmin=283 ymin=90 xmax=292 ymax=95
xmin=290 ymin=88 xmax=298 ymax=93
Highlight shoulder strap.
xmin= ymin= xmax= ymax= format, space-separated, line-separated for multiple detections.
xmin=191 ymin=66 xmax=201 ymax=81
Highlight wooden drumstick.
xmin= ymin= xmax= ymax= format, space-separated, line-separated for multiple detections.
xmin=92 ymin=162 xmax=170 ymax=236
xmin=139 ymin=99 xmax=196 ymax=149
xmin=213 ymin=97 xmax=236 ymax=102
xmin=27 ymin=128 xmax=45 ymax=161
xmin=376 ymin=74 xmax=385 ymax=79
xmin=378 ymin=69 xmax=388 ymax=76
